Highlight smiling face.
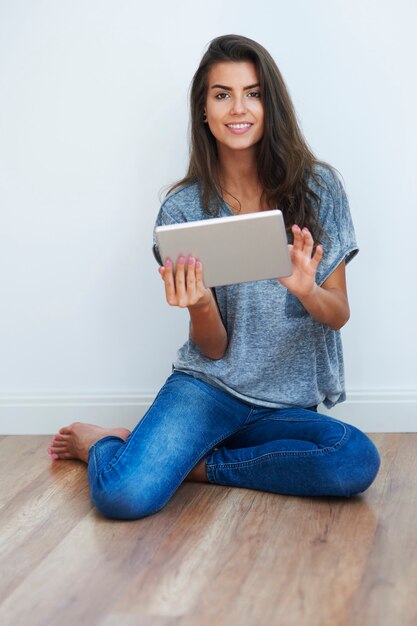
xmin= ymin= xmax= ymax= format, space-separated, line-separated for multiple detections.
xmin=204 ymin=61 xmax=264 ymax=156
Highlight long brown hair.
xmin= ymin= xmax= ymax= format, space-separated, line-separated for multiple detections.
xmin=167 ymin=34 xmax=336 ymax=242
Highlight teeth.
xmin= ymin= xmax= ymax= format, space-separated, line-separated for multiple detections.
xmin=227 ymin=123 xmax=251 ymax=129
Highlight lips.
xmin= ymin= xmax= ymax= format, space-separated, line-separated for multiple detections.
xmin=225 ymin=122 xmax=254 ymax=135
xmin=226 ymin=123 xmax=253 ymax=129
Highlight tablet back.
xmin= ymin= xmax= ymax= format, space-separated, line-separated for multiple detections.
xmin=154 ymin=210 xmax=292 ymax=287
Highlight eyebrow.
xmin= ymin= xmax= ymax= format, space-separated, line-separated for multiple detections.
xmin=210 ymin=83 xmax=260 ymax=91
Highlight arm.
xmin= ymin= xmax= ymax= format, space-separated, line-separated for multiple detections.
xmin=188 ymin=291 xmax=228 ymax=360
xmin=279 ymin=225 xmax=350 ymax=331
xmin=159 ymin=255 xmax=228 ymax=360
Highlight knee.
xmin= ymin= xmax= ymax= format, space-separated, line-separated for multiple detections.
xmin=89 ymin=480 xmax=166 ymax=520
xmin=335 ymin=427 xmax=381 ymax=497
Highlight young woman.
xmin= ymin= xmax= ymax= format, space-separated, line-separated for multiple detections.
xmin=48 ymin=35 xmax=380 ymax=519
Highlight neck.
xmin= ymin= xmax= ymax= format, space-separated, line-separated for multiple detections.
xmin=216 ymin=145 xmax=266 ymax=213
xmin=218 ymin=146 xmax=258 ymax=189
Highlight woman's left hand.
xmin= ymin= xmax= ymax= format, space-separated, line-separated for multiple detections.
xmin=279 ymin=225 xmax=323 ymax=298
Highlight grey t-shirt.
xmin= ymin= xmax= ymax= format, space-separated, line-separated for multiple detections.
xmin=154 ymin=165 xmax=358 ymax=409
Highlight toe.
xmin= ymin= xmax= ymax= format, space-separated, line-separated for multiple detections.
xmin=54 ymin=434 xmax=69 ymax=443
xmin=59 ymin=426 xmax=73 ymax=435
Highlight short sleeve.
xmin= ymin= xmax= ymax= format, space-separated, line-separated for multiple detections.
xmin=152 ymin=184 xmax=205 ymax=265
xmin=315 ymin=168 xmax=359 ymax=286
xmin=153 ymin=201 xmax=178 ymax=247
xmin=152 ymin=183 xmax=204 ymax=245
xmin=152 ymin=198 xmax=179 ymax=265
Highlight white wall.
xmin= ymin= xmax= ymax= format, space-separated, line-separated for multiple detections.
xmin=1 ymin=0 xmax=416 ymax=433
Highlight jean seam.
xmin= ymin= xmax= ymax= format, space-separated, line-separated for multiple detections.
xmin=97 ymin=371 xmax=190 ymax=476
xmin=243 ymin=408 xmax=256 ymax=425
xmin=88 ymin=443 xmax=98 ymax=475
xmin=206 ymin=420 xmax=351 ymax=470
xmin=206 ymin=463 xmax=216 ymax=484
xmin=99 ymin=407 xmax=158 ymax=475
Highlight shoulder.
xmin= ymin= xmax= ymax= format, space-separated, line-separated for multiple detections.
xmin=163 ymin=181 xmax=202 ymax=206
xmin=309 ymin=163 xmax=345 ymax=200
xmin=158 ymin=182 xmax=204 ymax=225
xmin=308 ymin=163 xmax=351 ymax=229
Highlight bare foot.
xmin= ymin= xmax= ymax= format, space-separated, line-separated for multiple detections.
xmin=47 ymin=422 xmax=131 ymax=463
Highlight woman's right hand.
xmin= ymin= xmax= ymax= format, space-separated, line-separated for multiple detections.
xmin=158 ymin=255 xmax=212 ymax=310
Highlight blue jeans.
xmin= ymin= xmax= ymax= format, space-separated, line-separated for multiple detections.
xmin=88 ymin=371 xmax=381 ymax=520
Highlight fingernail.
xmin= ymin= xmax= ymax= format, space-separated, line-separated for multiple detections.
xmin=196 ymin=260 xmax=201 ymax=269
xmin=178 ymin=256 xmax=185 ymax=264
xmin=188 ymin=255 xmax=194 ymax=264
xmin=51 ymin=453 xmax=59 ymax=460
xmin=165 ymin=258 xmax=172 ymax=268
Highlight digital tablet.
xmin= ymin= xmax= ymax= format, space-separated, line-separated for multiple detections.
xmin=153 ymin=209 xmax=292 ymax=288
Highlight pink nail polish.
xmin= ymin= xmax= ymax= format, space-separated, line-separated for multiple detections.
xmin=178 ymin=256 xmax=185 ymax=264
xmin=51 ymin=453 xmax=59 ymax=460
xmin=196 ymin=260 xmax=201 ymax=269
xmin=188 ymin=255 xmax=194 ymax=264
xmin=165 ymin=258 xmax=172 ymax=268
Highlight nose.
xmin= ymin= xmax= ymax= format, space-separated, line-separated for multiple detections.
xmin=230 ymin=95 xmax=248 ymax=115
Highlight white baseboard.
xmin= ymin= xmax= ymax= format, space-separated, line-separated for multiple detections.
xmin=319 ymin=390 xmax=417 ymax=432
xmin=0 ymin=393 xmax=154 ymax=435
xmin=0 ymin=390 xmax=416 ymax=434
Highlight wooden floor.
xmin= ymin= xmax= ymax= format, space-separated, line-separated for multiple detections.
xmin=0 ymin=433 xmax=416 ymax=626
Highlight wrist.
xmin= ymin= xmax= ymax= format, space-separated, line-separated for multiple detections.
xmin=295 ymin=282 xmax=319 ymax=303
xmin=187 ymin=291 xmax=213 ymax=314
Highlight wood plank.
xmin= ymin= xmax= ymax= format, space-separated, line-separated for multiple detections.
xmin=75 ymin=434 xmax=417 ymax=626
xmin=345 ymin=433 xmax=417 ymax=626
xmin=0 ymin=481 xmax=210 ymax=626
xmin=109 ymin=484 xmax=379 ymax=625
xmin=0 ymin=435 xmax=52 ymax=508
xmin=0 ymin=434 xmax=416 ymax=626
xmin=103 ymin=487 xmax=274 ymax=619
xmin=0 ymin=454 xmax=92 ymax=602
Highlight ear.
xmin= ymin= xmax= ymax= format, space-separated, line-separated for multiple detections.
xmin=203 ymin=108 xmax=208 ymax=123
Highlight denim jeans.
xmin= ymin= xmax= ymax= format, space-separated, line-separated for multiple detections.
xmin=88 ymin=371 xmax=381 ymax=520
